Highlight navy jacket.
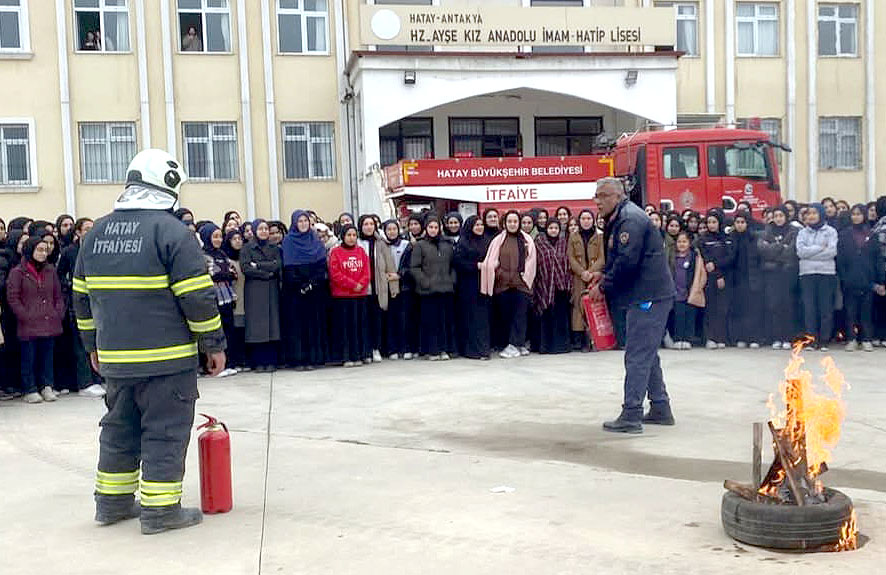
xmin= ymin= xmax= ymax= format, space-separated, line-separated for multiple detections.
xmin=836 ymin=225 xmax=878 ymax=291
xmin=602 ymin=199 xmax=675 ymax=306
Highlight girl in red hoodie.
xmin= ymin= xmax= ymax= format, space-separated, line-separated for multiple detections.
xmin=328 ymin=225 xmax=371 ymax=367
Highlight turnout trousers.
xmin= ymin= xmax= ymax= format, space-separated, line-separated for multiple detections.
xmin=94 ymin=370 xmax=198 ymax=517
xmin=622 ymin=297 xmax=673 ymax=421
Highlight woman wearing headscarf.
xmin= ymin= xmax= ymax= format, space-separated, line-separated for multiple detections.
xmin=281 ymin=210 xmax=329 ymax=370
xmin=697 ymin=209 xmax=735 ymax=348
xmin=532 ymin=219 xmax=571 ymax=354
xmin=554 ymin=206 xmax=571 ymax=231
xmin=663 ymin=214 xmax=683 ymax=270
xmin=729 ymin=212 xmax=763 ymax=348
xmin=382 ymin=220 xmax=409 ymax=359
xmin=223 ymin=229 xmax=247 ymax=370
xmin=453 ymin=215 xmax=491 ymax=360
xmin=783 ymin=200 xmax=804 ymax=230
xmin=240 ymin=221 xmax=255 ymax=243
xmin=357 ymin=215 xmax=398 ymax=363
xmin=443 ymin=212 xmax=463 ymax=244
xmin=406 ymin=214 xmax=424 ymax=244
xmin=836 ymin=204 xmax=877 ymax=352
xmin=0 ymin=228 xmax=28 ymax=397
xmin=521 ymin=212 xmax=537 ymax=239
xmin=535 ymin=209 xmax=549 ymax=235
xmin=55 ymin=214 xmax=75 ymax=249
xmin=481 ymin=210 xmax=537 ymax=359
xmin=757 ymin=206 xmax=799 ymax=349
xmin=328 ymin=224 xmax=371 ymax=366
xmin=567 ymin=209 xmax=604 ymax=351
xmin=796 ymin=203 xmax=839 ymax=351
xmin=482 ymin=208 xmax=500 ymax=241
xmin=241 ymin=219 xmax=282 ymax=372
xmin=199 ymin=223 xmax=238 ymax=377
xmin=410 ymin=214 xmax=456 ymax=360
xmin=333 ymin=212 xmax=354 ymax=238
xmin=267 ymin=220 xmax=287 ymax=246
xmin=223 ymin=210 xmax=241 ymax=230
xmin=7 ymin=236 xmax=65 ymax=403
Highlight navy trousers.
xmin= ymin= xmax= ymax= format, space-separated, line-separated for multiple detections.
xmin=622 ymin=297 xmax=673 ymax=420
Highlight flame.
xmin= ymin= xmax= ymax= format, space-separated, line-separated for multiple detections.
xmin=836 ymin=509 xmax=858 ymax=551
xmin=766 ymin=337 xmax=849 ymax=478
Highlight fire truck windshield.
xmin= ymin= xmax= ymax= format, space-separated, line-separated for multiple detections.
xmin=708 ymin=143 xmax=772 ymax=181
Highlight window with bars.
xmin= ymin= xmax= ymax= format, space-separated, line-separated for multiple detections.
xmin=0 ymin=0 xmax=27 ymax=51
xmin=277 ymin=0 xmax=328 ymax=54
xmin=736 ymin=3 xmax=779 ymax=56
xmin=379 ymin=118 xmax=433 ymax=167
xmin=655 ymin=2 xmax=699 ymax=56
xmin=79 ymin=122 xmax=137 ymax=183
xmin=819 ymin=117 xmax=861 ymax=171
xmin=818 ymin=4 xmax=857 ymax=57
xmin=535 ymin=117 xmax=603 ymax=157
xmin=183 ymin=122 xmax=239 ymax=181
xmin=0 ymin=123 xmax=31 ymax=185
xmin=282 ymin=122 xmax=335 ymax=180
xmin=450 ymin=118 xmax=520 ymax=158
xmin=178 ymin=0 xmax=230 ymax=53
xmin=74 ymin=0 xmax=130 ymax=52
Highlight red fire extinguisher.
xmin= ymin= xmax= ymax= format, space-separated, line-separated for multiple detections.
xmin=197 ymin=413 xmax=233 ymax=514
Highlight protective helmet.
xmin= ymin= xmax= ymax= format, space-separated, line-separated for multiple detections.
xmin=125 ymin=148 xmax=187 ymax=197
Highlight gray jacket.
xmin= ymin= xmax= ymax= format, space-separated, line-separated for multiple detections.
xmin=795 ymin=225 xmax=838 ymax=276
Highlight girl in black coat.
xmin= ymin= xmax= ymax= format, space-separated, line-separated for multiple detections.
xmin=410 ymin=215 xmax=456 ymax=360
xmin=281 ymin=210 xmax=329 ymax=370
xmin=241 ymin=219 xmax=283 ymax=372
xmin=453 ymin=216 xmax=491 ymax=360
xmin=729 ymin=213 xmax=763 ymax=347
xmin=836 ymin=204 xmax=878 ymax=351
xmin=758 ymin=206 xmax=800 ymax=349
xmin=696 ymin=209 xmax=735 ymax=348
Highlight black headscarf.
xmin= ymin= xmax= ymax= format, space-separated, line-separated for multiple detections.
xmin=339 ymin=223 xmax=358 ymax=246
xmin=457 ymin=215 xmax=489 ymax=262
xmin=39 ymin=231 xmax=60 ymax=265
xmin=424 ymin=214 xmax=442 ymax=245
xmin=535 ymin=208 xmax=549 ymax=234
xmin=23 ymin=236 xmax=47 ymax=271
xmin=56 ymin=214 xmax=75 ymax=248
xmin=199 ymin=223 xmax=225 ymax=259
xmin=334 ymin=212 xmax=355 ymax=237
xmin=6 ymin=229 xmax=26 ymax=267
xmin=770 ymin=206 xmax=790 ymax=236
xmin=8 ymin=217 xmax=30 ymax=231
xmin=577 ymin=209 xmax=595 ymax=247
xmin=407 ymin=214 xmax=424 ymax=242
xmin=443 ymin=211 xmax=463 ymax=239
xmin=223 ymin=230 xmax=242 ymax=261
xmin=665 ymin=214 xmax=683 ymax=239
xmin=174 ymin=208 xmax=194 ymax=223
xmin=482 ymin=208 xmax=500 ymax=240
xmin=503 ymin=209 xmax=526 ymax=273
xmin=783 ymin=200 xmax=799 ymax=222
xmin=382 ymin=219 xmax=403 ymax=247
xmin=705 ymin=208 xmax=726 ymax=239
xmin=545 ymin=220 xmax=562 ymax=245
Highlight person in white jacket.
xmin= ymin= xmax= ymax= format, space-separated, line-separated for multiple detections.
xmin=795 ymin=203 xmax=839 ymax=350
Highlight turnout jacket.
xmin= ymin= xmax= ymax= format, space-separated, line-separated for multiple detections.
xmin=73 ymin=209 xmax=226 ymax=378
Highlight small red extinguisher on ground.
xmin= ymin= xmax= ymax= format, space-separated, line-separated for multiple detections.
xmin=197 ymin=413 xmax=233 ymax=514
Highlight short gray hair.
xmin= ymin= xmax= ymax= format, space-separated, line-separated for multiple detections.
xmin=596 ymin=177 xmax=626 ymax=196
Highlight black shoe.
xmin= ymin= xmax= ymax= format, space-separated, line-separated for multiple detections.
xmin=141 ymin=506 xmax=203 ymax=535
xmin=642 ymin=403 xmax=675 ymax=426
xmin=95 ymin=499 xmax=141 ymax=525
xmin=603 ymin=414 xmax=643 ymax=434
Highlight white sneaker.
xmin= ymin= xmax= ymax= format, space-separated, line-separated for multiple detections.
xmin=218 ymin=368 xmax=238 ymax=378
xmin=717 ymin=343 xmax=726 ymax=349
xmin=388 ymin=353 xmax=399 ymax=361
xmin=518 ymin=346 xmax=530 ymax=356
xmin=845 ymin=340 xmax=858 ymax=352
xmin=772 ymin=341 xmax=782 ymax=350
xmin=343 ymin=361 xmax=355 ymax=368
xmin=40 ymin=387 xmax=58 ymax=402
xmin=749 ymin=342 xmax=760 ymax=349
xmin=782 ymin=342 xmax=793 ymax=350
xmin=23 ymin=392 xmax=43 ymax=404
xmin=820 ymin=345 xmax=830 ymax=352
xmin=403 ymin=352 xmax=413 ymax=360
xmin=57 ymin=389 xmax=70 ymax=395
xmin=499 ymin=344 xmax=519 ymax=359
xmin=682 ymin=341 xmax=693 ymax=350
xmin=78 ymin=384 xmax=106 ymax=398
xmin=736 ymin=341 xmax=747 ymax=349
xmin=862 ymin=341 xmax=874 ymax=352
xmin=428 ymin=354 xmax=440 ymax=361
xmin=663 ymin=333 xmax=676 ymax=349
xmin=439 ymin=352 xmax=450 ymax=361
xmin=372 ymin=350 xmax=383 ymax=363
xmin=873 ymin=339 xmax=882 ymax=347
xmin=705 ymin=340 xmax=718 ymax=350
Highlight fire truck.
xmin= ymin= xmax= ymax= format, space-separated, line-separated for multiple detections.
xmin=383 ymin=127 xmax=790 ymax=218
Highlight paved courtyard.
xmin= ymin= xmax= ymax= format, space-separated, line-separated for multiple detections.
xmin=1 ymin=348 xmax=885 ymax=575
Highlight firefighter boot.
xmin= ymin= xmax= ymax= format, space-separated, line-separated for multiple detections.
xmin=642 ymin=402 xmax=676 ymax=426
xmin=602 ymin=408 xmax=643 ymax=434
xmin=95 ymin=496 xmax=141 ymax=525
xmin=140 ymin=505 xmax=203 ymax=535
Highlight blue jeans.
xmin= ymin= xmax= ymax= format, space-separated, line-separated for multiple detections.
xmin=20 ymin=337 xmax=55 ymax=395
xmin=622 ymin=298 xmax=673 ymax=420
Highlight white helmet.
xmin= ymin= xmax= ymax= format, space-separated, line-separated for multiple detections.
xmin=125 ymin=148 xmax=187 ymax=197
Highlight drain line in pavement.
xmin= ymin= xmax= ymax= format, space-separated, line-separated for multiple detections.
xmin=257 ymin=371 xmax=275 ymax=575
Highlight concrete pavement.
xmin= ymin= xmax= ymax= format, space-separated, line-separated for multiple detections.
xmin=1 ymin=347 xmax=885 ymax=574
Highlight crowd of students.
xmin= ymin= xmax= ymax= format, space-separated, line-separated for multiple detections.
xmin=1 ymin=195 xmax=885 ymax=403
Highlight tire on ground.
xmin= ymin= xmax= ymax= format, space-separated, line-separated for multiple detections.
xmin=721 ymin=488 xmax=853 ymax=550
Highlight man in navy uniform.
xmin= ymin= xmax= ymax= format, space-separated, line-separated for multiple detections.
xmin=588 ymin=177 xmax=675 ymax=434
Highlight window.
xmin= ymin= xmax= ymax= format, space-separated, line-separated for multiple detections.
xmin=0 ymin=123 xmax=31 ymax=185
xmin=818 ymin=4 xmax=857 ymax=57
xmin=74 ymin=0 xmax=129 ymax=52
xmin=819 ymin=117 xmax=861 ymax=171
xmin=79 ymin=123 xmax=137 ymax=183
xmin=736 ymin=3 xmax=779 ymax=56
xmin=282 ymin=122 xmax=335 ymax=180
xmin=0 ymin=0 xmax=28 ymax=51
xmin=656 ymin=2 xmax=699 ymax=56
xmin=450 ymin=118 xmax=520 ymax=158
xmin=663 ymin=147 xmax=699 ymax=179
xmin=379 ymin=118 xmax=433 ymax=167
xmin=183 ymin=122 xmax=239 ymax=181
xmin=178 ymin=0 xmax=230 ymax=53
xmin=535 ymin=117 xmax=603 ymax=157
xmin=708 ymin=145 xmax=769 ymax=179
xmin=277 ymin=0 xmax=328 ymax=54
xmin=738 ymin=117 xmax=783 ymax=166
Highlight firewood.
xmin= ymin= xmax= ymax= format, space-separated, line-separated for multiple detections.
xmin=724 ymin=480 xmax=782 ymax=503
xmin=768 ymin=422 xmax=806 ymax=506
xmin=753 ymin=422 xmax=763 ymax=488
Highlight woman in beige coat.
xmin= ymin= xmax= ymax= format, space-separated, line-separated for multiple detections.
xmin=357 ymin=215 xmax=399 ymax=363
xmin=567 ymin=209 xmax=605 ymax=350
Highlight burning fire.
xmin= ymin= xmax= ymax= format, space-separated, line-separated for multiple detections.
xmin=765 ymin=336 xmax=850 ymax=481
xmin=836 ymin=509 xmax=859 ymax=551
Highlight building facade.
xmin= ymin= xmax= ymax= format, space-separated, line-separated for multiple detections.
xmin=0 ymin=0 xmax=881 ymax=223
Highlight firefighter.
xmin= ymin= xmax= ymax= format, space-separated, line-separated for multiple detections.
xmin=73 ymin=149 xmax=226 ymax=534
xmin=588 ymin=177 xmax=675 ymax=434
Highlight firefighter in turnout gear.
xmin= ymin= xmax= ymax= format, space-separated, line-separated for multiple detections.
xmin=73 ymin=149 xmax=226 ymax=535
